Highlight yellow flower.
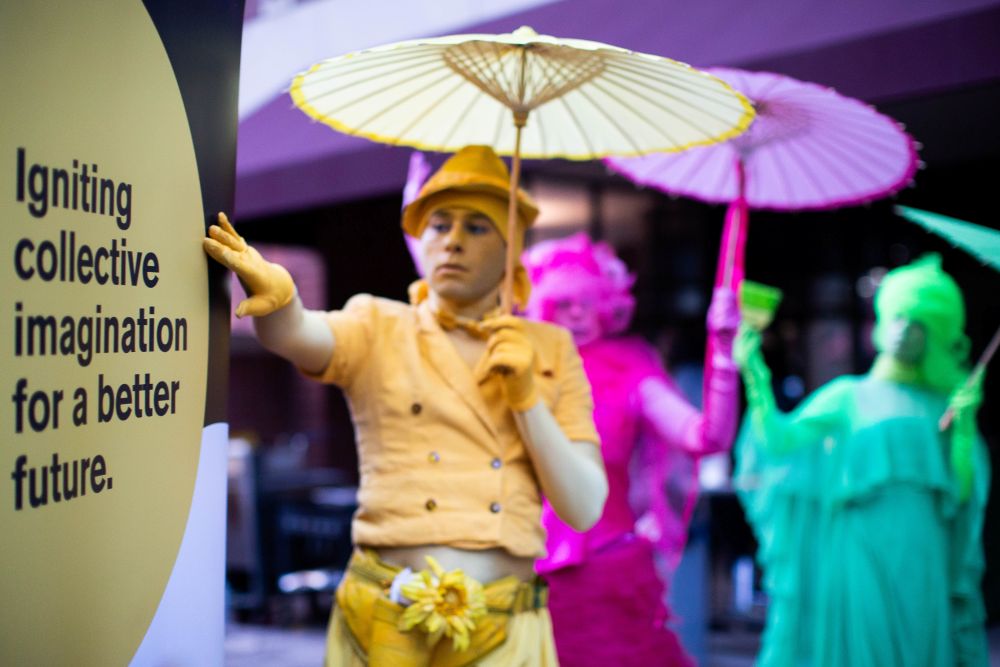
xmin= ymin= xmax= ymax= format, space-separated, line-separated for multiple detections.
xmin=398 ymin=556 xmax=487 ymax=652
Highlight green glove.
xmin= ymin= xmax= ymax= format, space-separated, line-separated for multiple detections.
xmin=735 ymin=324 xmax=778 ymax=421
xmin=736 ymin=324 xmax=843 ymax=456
xmin=947 ymin=367 xmax=984 ymax=501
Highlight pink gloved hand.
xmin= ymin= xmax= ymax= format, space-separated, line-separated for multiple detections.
xmin=638 ymin=287 xmax=741 ymax=457
xmin=707 ymin=286 xmax=740 ymax=353
xmin=700 ymin=286 xmax=741 ymax=453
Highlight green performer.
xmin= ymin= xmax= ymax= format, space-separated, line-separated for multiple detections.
xmin=734 ymin=255 xmax=990 ymax=667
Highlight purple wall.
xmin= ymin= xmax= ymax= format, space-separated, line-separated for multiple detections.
xmin=235 ymin=0 xmax=1000 ymax=217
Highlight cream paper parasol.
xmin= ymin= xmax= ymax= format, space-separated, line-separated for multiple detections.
xmin=290 ymin=26 xmax=754 ymax=309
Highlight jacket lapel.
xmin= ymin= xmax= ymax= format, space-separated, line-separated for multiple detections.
xmin=416 ymin=302 xmax=499 ymax=440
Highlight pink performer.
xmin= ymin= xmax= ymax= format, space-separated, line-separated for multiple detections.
xmin=522 ymin=232 xmax=741 ymax=667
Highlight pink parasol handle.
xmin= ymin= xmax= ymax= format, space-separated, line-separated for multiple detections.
xmin=939 ymin=322 xmax=1000 ymax=430
xmin=701 ymin=157 xmax=747 ymax=434
xmin=715 ymin=157 xmax=748 ymax=290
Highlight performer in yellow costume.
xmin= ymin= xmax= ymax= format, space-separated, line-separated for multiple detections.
xmin=204 ymin=146 xmax=607 ymax=666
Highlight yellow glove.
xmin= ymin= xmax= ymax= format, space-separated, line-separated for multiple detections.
xmin=203 ymin=212 xmax=295 ymax=317
xmin=481 ymin=315 xmax=539 ymax=412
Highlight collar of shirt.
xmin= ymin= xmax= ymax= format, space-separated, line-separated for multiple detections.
xmin=417 ymin=301 xmax=501 ymax=439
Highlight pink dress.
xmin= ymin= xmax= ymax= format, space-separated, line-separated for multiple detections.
xmin=538 ymin=331 xmax=738 ymax=667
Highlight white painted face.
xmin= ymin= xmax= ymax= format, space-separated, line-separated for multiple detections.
xmin=882 ymin=316 xmax=927 ymax=365
xmin=419 ymin=206 xmax=505 ymax=308
xmin=550 ymin=292 xmax=602 ymax=347
xmin=531 ymin=265 xmax=606 ymax=346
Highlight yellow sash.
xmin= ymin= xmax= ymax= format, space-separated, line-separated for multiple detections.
xmin=335 ymin=549 xmax=547 ymax=667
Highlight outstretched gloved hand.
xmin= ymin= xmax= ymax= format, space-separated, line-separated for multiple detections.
xmin=481 ymin=315 xmax=539 ymax=412
xmin=203 ymin=212 xmax=295 ymax=317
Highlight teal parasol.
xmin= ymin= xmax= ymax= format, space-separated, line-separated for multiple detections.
xmin=895 ymin=205 xmax=1000 ymax=271
xmin=895 ymin=205 xmax=1000 ymax=428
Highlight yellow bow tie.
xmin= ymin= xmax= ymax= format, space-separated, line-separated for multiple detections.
xmin=433 ymin=306 xmax=503 ymax=340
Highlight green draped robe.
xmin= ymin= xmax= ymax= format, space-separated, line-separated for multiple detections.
xmin=735 ymin=374 xmax=990 ymax=667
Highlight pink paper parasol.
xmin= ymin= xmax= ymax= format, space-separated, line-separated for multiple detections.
xmin=604 ymin=68 xmax=920 ymax=290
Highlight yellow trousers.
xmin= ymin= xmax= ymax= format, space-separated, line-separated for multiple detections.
xmin=325 ymin=550 xmax=558 ymax=667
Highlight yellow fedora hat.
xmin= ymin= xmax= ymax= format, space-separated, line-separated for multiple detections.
xmin=402 ymin=145 xmax=539 ymax=239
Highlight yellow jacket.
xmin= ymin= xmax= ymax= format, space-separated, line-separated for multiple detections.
xmin=307 ymin=294 xmax=599 ymax=558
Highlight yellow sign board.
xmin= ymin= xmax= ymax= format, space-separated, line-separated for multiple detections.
xmin=1 ymin=1 xmax=209 ymax=662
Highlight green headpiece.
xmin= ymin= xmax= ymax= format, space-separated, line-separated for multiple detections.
xmin=873 ymin=254 xmax=970 ymax=393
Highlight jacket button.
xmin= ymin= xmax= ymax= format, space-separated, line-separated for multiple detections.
xmin=489 ymin=502 xmax=501 ymax=513
xmin=425 ymin=499 xmax=437 ymax=511
xmin=428 ymin=451 xmax=440 ymax=463
xmin=490 ymin=458 xmax=502 ymax=469
xmin=411 ymin=403 xmax=422 ymax=415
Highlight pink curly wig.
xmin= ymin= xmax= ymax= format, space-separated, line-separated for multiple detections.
xmin=522 ymin=232 xmax=636 ymax=337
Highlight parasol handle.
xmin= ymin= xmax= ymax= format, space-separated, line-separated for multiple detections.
xmin=718 ymin=157 xmax=748 ymax=290
xmin=704 ymin=158 xmax=748 ymax=413
xmin=939 ymin=322 xmax=1000 ymax=430
xmin=502 ymin=113 xmax=527 ymax=313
